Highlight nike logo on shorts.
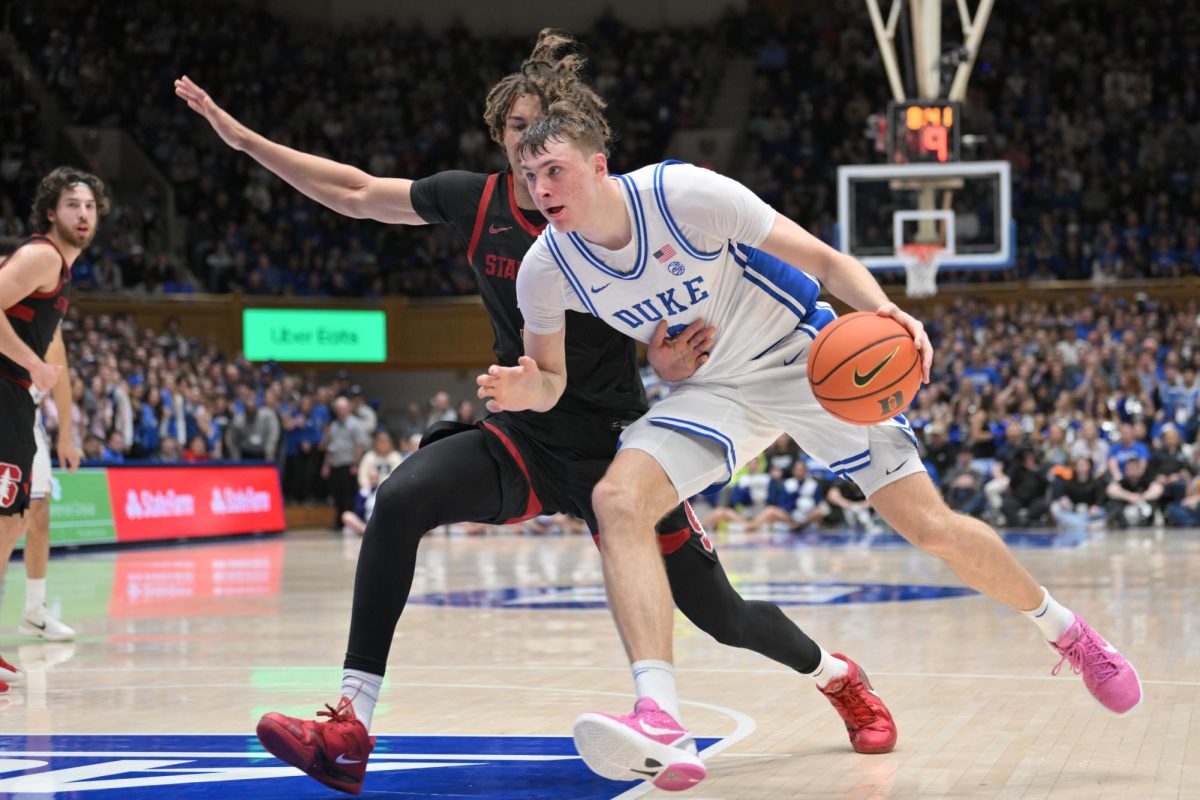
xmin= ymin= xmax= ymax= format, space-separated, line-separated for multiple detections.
xmin=884 ymin=458 xmax=910 ymax=475
xmin=489 ymin=224 xmax=512 ymax=234
xmin=335 ymin=754 xmax=362 ymax=765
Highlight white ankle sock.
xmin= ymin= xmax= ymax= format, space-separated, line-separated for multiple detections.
xmin=341 ymin=669 xmax=383 ymax=730
xmin=25 ymin=578 xmax=45 ymax=613
xmin=1024 ymin=587 xmax=1076 ymax=642
xmin=808 ymin=647 xmax=849 ymax=689
xmin=632 ymin=659 xmax=681 ymax=721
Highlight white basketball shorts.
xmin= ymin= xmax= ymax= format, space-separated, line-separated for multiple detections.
xmin=620 ymin=327 xmax=925 ymax=502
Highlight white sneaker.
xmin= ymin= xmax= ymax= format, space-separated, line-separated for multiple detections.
xmin=19 ymin=605 xmax=76 ymax=642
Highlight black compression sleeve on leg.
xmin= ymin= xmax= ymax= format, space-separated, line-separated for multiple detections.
xmin=343 ymin=429 xmax=506 ymax=675
xmin=665 ymin=545 xmax=822 ymax=674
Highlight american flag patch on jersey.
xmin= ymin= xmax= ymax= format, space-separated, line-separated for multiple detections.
xmin=653 ymin=244 xmax=677 ymax=262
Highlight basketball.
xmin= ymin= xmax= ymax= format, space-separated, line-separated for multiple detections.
xmin=807 ymin=312 xmax=921 ymax=424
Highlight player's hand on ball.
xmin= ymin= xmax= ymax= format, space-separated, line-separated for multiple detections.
xmin=174 ymin=75 xmax=247 ymax=151
xmin=476 ymin=356 xmax=542 ymax=413
xmin=875 ymin=302 xmax=932 ymax=383
xmin=647 ymin=319 xmax=716 ymax=382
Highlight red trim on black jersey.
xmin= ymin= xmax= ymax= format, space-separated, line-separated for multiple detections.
xmin=0 ymin=373 xmax=32 ymax=390
xmin=4 ymin=304 xmax=34 ymax=322
xmin=466 ymin=173 xmax=500 ymax=267
xmin=23 ymin=235 xmax=70 ymax=298
xmin=481 ymin=421 xmax=543 ymax=523
xmin=506 ymin=172 xmax=546 ymax=237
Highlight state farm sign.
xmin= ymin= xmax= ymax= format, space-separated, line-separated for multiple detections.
xmin=107 ymin=466 xmax=285 ymax=541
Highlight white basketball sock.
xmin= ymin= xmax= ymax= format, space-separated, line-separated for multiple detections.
xmin=341 ymin=669 xmax=383 ymax=731
xmin=632 ymin=660 xmax=682 ymax=722
xmin=1024 ymin=587 xmax=1077 ymax=643
xmin=25 ymin=578 xmax=46 ymax=614
xmin=808 ymin=647 xmax=849 ymax=689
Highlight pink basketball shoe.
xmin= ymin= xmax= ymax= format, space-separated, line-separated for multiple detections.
xmin=1050 ymin=614 xmax=1142 ymax=714
xmin=573 ymin=697 xmax=706 ymax=791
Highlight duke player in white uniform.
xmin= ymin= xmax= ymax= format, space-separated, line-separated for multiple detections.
xmin=478 ymin=109 xmax=1142 ymax=789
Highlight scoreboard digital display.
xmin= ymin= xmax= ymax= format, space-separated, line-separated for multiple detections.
xmin=888 ymin=101 xmax=961 ymax=163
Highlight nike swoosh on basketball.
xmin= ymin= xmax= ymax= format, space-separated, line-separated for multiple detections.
xmin=489 ymin=224 xmax=512 ymax=234
xmin=335 ymin=754 xmax=362 ymax=765
xmin=638 ymin=719 xmax=683 ymax=737
xmin=591 ymin=283 xmax=612 ymax=293
xmin=853 ymin=346 xmax=901 ymax=387
xmin=885 ymin=458 xmax=910 ymax=475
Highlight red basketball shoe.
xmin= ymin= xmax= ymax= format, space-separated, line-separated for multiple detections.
xmin=0 ymin=655 xmax=23 ymax=693
xmin=256 ymin=697 xmax=375 ymax=795
xmin=818 ymin=654 xmax=898 ymax=754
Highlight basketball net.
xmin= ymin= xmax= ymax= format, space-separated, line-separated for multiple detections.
xmin=898 ymin=243 xmax=942 ymax=298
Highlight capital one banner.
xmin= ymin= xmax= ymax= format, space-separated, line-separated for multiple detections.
xmin=105 ymin=465 xmax=285 ymax=542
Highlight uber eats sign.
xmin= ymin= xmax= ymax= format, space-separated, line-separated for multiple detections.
xmin=243 ymin=309 xmax=387 ymax=362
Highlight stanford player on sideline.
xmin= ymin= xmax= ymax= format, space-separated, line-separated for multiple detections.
xmin=0 ymin=167 xmax=108 ymax=692
xmin=176 ymin=31 xmax=895 ymax=795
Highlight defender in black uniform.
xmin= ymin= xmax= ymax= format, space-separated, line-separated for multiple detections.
xmin=0 ymin=167 xmax=108 ymax=692
xmin=177 ymin=32 xmax=895 ymax=794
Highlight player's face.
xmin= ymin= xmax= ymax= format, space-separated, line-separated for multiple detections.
xmin=503 ymin=94 xmax=544 ymax=175
xmin=521 ymin=138 xmax=605 ymax=232
xmin=48 ymin=184 xmax=99 ymax=249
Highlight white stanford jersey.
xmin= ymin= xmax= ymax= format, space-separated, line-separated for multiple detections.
xmin=518 ymin=161 xmax=834 ymax=382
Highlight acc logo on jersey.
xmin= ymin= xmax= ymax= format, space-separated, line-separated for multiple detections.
xmin=0 ymin=462 xmax=24 ymax=508
xmin=667 ymin=261 xmax=686 ymax=276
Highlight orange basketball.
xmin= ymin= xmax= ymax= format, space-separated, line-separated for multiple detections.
xmin=807 ymin=311 xmax=921 ymax=424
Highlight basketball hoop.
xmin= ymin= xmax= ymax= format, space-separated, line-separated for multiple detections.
xmin=898 ymin=243 xmax=942 ymax=298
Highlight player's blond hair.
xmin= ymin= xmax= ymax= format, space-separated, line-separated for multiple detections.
xmin=516 ymin=110 xmax=608 ymax=161
xmin=483 ymin=28 xmax=612 ymax=155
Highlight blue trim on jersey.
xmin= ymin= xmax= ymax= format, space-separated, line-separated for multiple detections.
xmin=653 ymin=161 xmax=721 ymax=261
xmin=730 ymin=243 xmax=821 ymax=321
xmin=545 ymin=230 xmax=599 ymax=317
xmin=829 ymin=449 xmax=870 ymax=471
xmin=566 ymin=175 xmax=649 ymax=280
xmin=648 ymin=416 xmax=737 ymax=494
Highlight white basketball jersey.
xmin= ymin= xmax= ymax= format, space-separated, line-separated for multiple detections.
xmin=518 ymin=162 xmax=831 ymax=382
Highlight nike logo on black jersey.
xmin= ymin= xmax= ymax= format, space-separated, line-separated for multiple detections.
xmin=591 ymin=283 xmax=612 ymax=293
xmin=489 ymin=224 xmax=512 ymax=234
xmin=853 ymin=346 xmax=900 ymax=387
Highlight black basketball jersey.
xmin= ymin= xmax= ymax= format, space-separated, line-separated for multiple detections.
xmin=410 ymin=170 xmax=648 ymax=455
xmin=0 ymin=235 xmax=71 ymax=388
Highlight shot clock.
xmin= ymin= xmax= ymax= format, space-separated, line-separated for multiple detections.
xmin=887 ymin=100 xmax=961 ymax=164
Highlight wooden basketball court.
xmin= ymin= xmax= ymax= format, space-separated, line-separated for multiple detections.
xmin=0 ymin=524 xmax=1196 ymax=798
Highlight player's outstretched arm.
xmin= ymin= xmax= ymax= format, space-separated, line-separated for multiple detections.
xmin=174 ymin=75 xmax=424 ymax=225
xmin=475 ymin=329 xmax=567 ymax=413
xmin=760 ymin=213 xmax=933 ymax=383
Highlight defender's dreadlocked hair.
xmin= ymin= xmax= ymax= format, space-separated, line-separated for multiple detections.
xmin=483 ymin=28 xmax=613 ymax=155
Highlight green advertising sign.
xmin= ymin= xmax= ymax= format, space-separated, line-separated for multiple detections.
xmin=12 ymin=468 xmax=118 ymax=548
xmin=243 ymin=309 xmax=387 ymax=362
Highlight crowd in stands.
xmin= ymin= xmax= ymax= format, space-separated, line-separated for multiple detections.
xmin=7 ymin=0 xmax=726 ymax=298
xmin=33 ymin=293 xmax=1200 ymax=533
xmin=739 ymin=0 xmax=1200 ymax=283
xmin=5 ymin=1 xmax=1197 ymax=292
